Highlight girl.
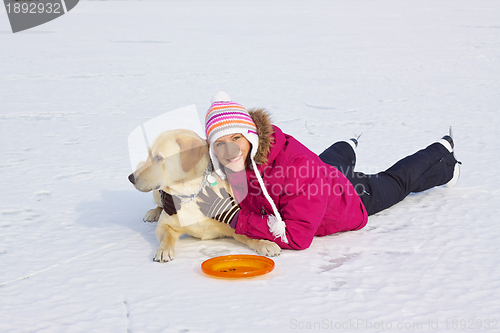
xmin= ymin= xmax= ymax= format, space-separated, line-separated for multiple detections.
xmin=173 ymin=92 xmax=460 ymax=251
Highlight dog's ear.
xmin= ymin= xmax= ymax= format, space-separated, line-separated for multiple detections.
xmin=177 ymin=136 xmax=208 ymax=173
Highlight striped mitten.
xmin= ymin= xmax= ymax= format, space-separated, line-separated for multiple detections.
xmin=197 ymin=187 xmax=240 ymax=225
xmin=160 ymin=190 xmax=181 ymax=215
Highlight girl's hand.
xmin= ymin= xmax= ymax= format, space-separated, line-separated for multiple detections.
xmin=160 ymin=190 xmax=181 ymax=215
xmin=197 ymin=187 xmax=240 ymax=225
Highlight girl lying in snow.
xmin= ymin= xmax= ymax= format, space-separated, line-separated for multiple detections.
xmin=164 ymin=92 xmax=460 ymax=251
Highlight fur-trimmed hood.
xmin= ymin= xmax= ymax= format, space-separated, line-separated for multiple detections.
xmin=248 ymin=108 xmax=274 ymax=165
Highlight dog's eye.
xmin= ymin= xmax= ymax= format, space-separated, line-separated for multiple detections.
xmin=154 ymin=155 xmax=163 ymax=162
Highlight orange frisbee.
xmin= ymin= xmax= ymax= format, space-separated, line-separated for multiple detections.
xmin=201 ymin=254 xmax=275 ymax=278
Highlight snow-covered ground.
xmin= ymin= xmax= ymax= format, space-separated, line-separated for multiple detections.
xmin=1 ymin=1 xmax=500 ymax=332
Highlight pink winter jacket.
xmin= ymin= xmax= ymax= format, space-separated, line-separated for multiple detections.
xmin=228 ymin=124 xmax=368 ymax=250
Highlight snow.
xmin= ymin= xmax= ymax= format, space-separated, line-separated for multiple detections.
xmin=1 ymin=1 xmax=500 ymax=332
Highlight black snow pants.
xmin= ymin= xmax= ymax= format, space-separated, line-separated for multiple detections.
xmin=318 ymin=141 xmax=458 ymax=216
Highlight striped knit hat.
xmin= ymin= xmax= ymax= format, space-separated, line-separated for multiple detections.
xmin=205 ymin=92 xmax=260 ymax=180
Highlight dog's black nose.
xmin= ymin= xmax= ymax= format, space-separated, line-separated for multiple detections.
xmin=128 ymin=173 xmax=135 ymax=184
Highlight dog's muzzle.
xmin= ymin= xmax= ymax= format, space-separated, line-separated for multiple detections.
xmin=128 ymin=173 xmax=136 ymax=184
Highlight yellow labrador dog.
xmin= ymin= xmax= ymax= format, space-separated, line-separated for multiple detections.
xmin=128 ymin=129 xmax=281 ymax=262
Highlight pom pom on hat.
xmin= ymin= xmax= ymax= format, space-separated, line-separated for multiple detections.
xmin=211 ymin=91 xmax=232 ymax=104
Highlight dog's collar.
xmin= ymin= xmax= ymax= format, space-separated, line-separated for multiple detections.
xmin=171 ymin=163 xmax=214 ymax=204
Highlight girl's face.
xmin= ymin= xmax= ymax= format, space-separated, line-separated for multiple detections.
xmin=213 ymin=133 xmax=251 ymax=172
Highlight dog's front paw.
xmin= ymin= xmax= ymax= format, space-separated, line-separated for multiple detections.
xmin=143 ymin=206 xmax=162 ymax=223
xmin=255 ymin=240 xmax=282 ymax=257
xmin=153 ymin=247 xmax=175 ymax=262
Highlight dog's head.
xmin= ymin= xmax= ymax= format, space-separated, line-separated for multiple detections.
xmin=128 ymin=129 xmax=208 ymax=192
